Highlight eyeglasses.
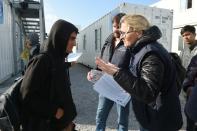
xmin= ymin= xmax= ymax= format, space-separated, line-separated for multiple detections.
xmin=120 ymin=30 xmax=134 ymax=36
xmin=120 ymin=27 xmax=135 ymax=38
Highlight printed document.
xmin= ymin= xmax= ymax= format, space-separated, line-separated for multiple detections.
xmin=67 ymin=52 xmax=82 ymax=62
xmin=93 ymin=74 xmax=131 ymax=107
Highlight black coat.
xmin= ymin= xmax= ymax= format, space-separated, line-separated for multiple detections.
xmin=113 ymin=26 xmax=183 ymax=131
xmin=111 ymin=41 xmax=130 ymax=69
xmin=100 ymin=33 xmax=130 ymax=68
xmin=100 ymin=33 xmax=114 ymax=62
xmin=20 ymin=20 xmax=78 ymax=131
xmin=184 ymin=54 xmax=197 ymax=122
xmin=183 ymin=54 xmax=197 ymax=92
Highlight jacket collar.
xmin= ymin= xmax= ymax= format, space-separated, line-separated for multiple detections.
xmin=130 ymin=25 xmax=162 ymax=54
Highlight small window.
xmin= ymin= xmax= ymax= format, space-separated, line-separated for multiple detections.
xmin=0 ymin=0 xmax=3 ymax=24
xmin=99 ymin=28 xmax=102 ymax=50
xmin=95 ymin=29 xmax=98 ymax=50
xmin=83 ymin=35 xmax=86 ymax=50
xmin=180 ymin=0 xmax=192 ymax=10
xmin=187 ymin=0 xmax=192 ymax=9
xmin=95 ymin=27 xmax=102 ymax=51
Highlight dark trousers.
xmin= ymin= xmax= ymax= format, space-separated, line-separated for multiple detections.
xmin=186 ymin=95 xmax=197 ymax=131
xmin=186 ymin=113 xmax=197 ymax=131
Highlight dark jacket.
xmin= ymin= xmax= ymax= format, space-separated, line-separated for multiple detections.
xmin=184 ymin=54 xmax=197 ymax=122
xmin=113 ymin=26 xmax=183 ymax=131
xmin=100 ymin=33 xmax=130 ymax=68
xmin=100 ymin=33 xmax=114 ymax=62
xmin=29 ymin=45 xmax=40 ymax=60
xmin=20 ymin=20 xmax=78 ymax=131
xmin=183 ymin=54 xmax=197 ymax=92
xmin=27 ymin=32 xmax=40 ymax=60
xmin=185 ymin=85 xmax=197 ymax=122
xmin=111 ymin=41 xmax=130 ymax=69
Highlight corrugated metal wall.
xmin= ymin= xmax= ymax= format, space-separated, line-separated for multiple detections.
xmin=77 ymin=3 xmax=173 ymax=68
xmin=0 ymin=0 xmax=14 ymax=83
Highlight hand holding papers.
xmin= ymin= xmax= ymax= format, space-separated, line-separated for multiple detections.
xmin=95 ymin=57 xmax=119 ymax=76
xmin=87 ymin=69 xmax=103 ymax=83
xmin=67 ymin=52 xmax=82 ymax=62
xmin=93 ymin=74 xmax=131 ymax=107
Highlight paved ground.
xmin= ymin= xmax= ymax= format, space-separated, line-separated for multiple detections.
xmin=0 ymin=63 xmax=187 ymax=131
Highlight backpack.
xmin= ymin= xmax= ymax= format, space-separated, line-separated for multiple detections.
xmin=169 ymin=52 xmax=186 ymax=94
xmin=0 ymin=77 xmax=23 ymax=131
xmin=0 ymin=52 xmax=55 ymax=131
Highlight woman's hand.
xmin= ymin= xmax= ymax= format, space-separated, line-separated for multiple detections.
xmin=55 ymin=108 xmax=64 ymax=119
xmin=95 ymin=57 xmax=119 ymax=75
xmin=87 ymin=71 xmax=93 ymax=81
xmin=62 ymin=122 xmax=76 ymax=131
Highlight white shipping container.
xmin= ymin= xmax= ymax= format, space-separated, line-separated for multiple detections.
xmin=77 ymin=3 xmax=173 ymax=68
xmin=0 ymin=0 xmax=14 ymax=83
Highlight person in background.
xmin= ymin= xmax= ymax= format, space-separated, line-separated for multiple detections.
xmin=96 ymin=14 xmax=183 ymax=131
xmin=20 ymin=39 xmax=30 ymax=66
xmin=25 ymin=32 xmax=40 ymax=60
xmin=20 ymin=32 xmax=40 ymax=75
xmin=20 ymin=19 xmax=78 ymax=131
xmin=87 ymin=13 xmax=131 ymax=131
xmin=180 ymin=25 xmax=197 ymax=131
xmin=180 ymin=25 xmax=197 ymax=69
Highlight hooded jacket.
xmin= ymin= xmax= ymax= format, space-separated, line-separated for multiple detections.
xmin=20 ymin=19 xmax=78 ymax=131
xmin=113 ymin=26 xmax=183 ymax=131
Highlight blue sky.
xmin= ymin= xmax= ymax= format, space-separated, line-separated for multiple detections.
xmin=44 ymin=0 xmax=160 ymax=33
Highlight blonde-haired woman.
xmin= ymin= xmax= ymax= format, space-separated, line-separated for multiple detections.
xmin=96 ymin=14 xmax=183 ymax=131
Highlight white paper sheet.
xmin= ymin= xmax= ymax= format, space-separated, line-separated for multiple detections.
xmin=93 ymin=74 xmax=131 ymax=107
xmin=67 ymin=52 xmax=82 ymax=62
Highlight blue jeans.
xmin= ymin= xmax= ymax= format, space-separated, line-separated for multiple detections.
xmin=96 ymin=95 xmax=130 ymax=131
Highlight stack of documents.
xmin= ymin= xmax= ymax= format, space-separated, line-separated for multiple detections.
xmin=93 ymin=74 xmax=131 ymax=107
xmin=67 ymin=52 xmax=82 ymax=62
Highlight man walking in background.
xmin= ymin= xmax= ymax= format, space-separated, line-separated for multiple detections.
xmin=180 ymin=25 xmax=197 ymax=131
